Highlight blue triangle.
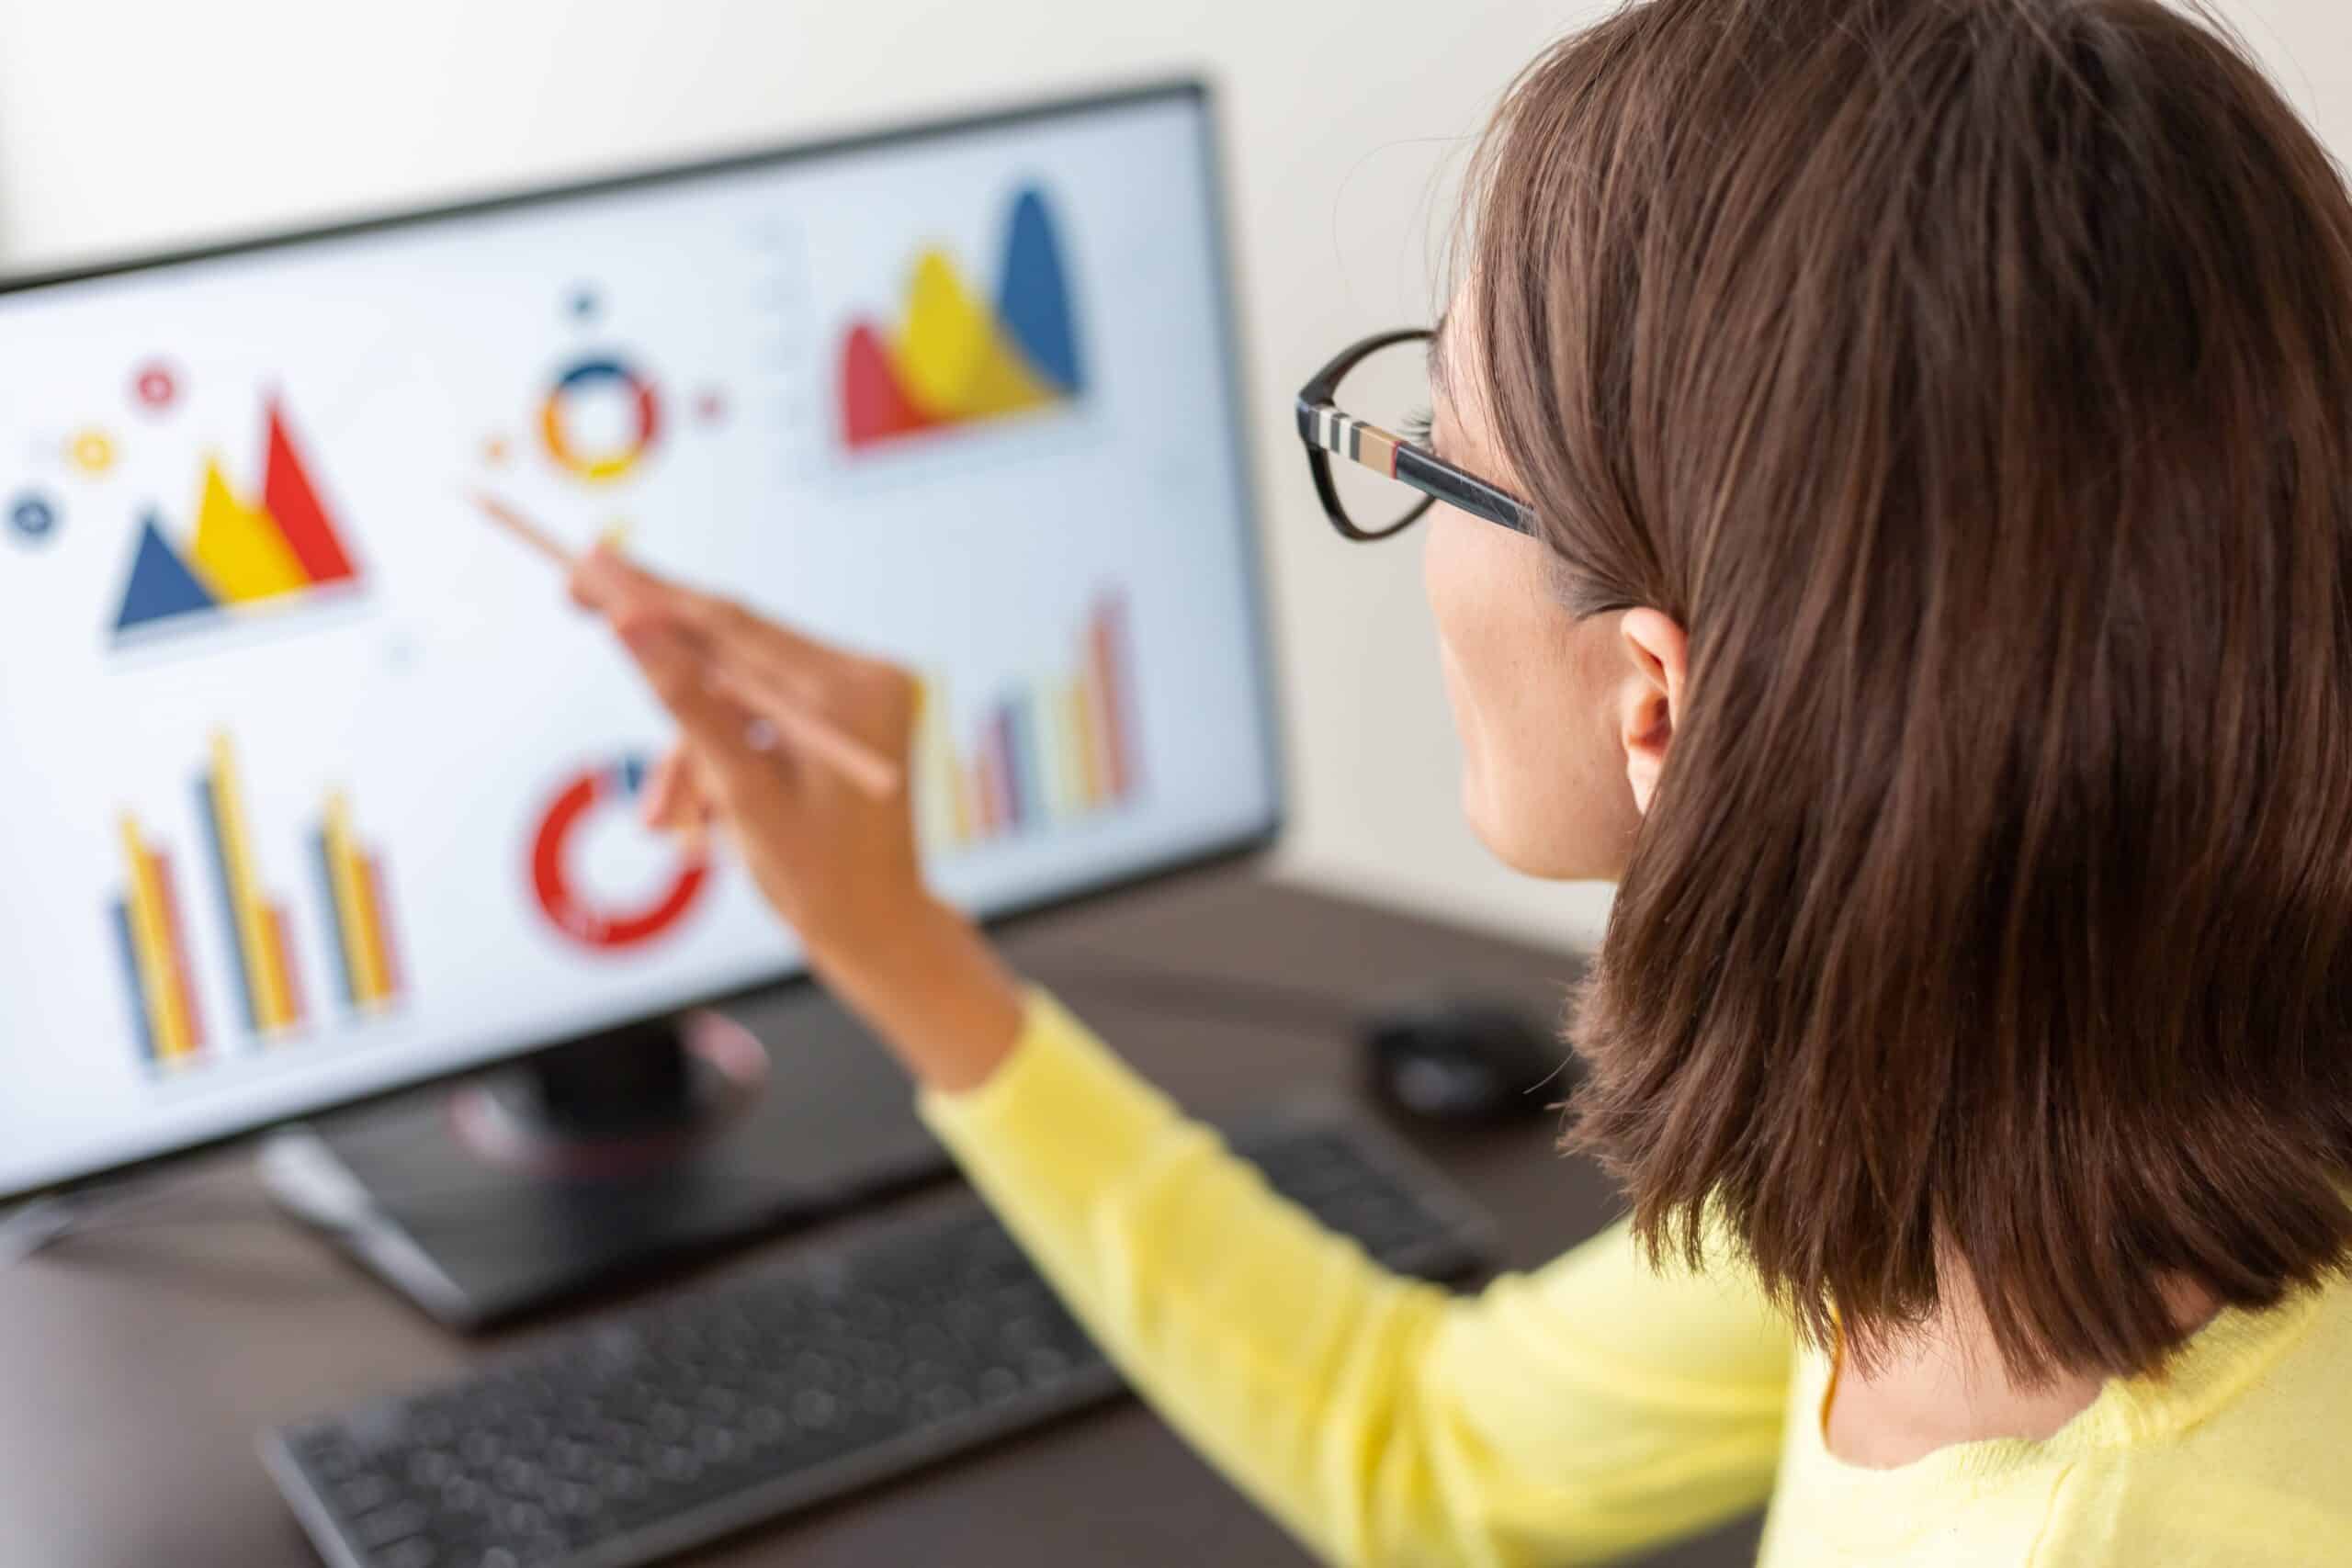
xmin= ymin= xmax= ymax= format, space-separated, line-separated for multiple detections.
xmin=114 ymin=512 xmax=219 ymax=635
xmin=996 ymin=186 xmax=1083 ymax=396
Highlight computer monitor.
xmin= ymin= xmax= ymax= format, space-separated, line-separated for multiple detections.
xmin=0 ymin=82 xmax=1281 ymax=1301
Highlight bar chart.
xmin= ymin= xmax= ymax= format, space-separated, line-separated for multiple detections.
xmin=108 ymin=732 xmax=407 ymax=1075
xmin=911 ymin=590 xmax=1140 ymax=852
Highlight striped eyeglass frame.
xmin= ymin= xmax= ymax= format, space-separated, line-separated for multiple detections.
xmin=1295 ymin=327 xmax=1535 ymax=541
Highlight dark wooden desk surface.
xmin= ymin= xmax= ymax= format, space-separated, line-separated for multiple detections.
xmin=0 ymin=873 xmax=1767 ymax=1568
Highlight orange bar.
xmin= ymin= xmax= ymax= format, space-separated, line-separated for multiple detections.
xmin=1066 ymin=678 xmax=1099 ymax=808
xmin=361 ymin=855 xmax=401 ymax=1001
xmin=150 ymin=850 xmax=205 ymax=1058
xmin=208 ymin=732 xmax=287 ymax=1032
xmin=1080 ymin=641 xmax=1114 ymax=805
xmin=971 ymin=754 xmax=999 ymax=837
xmin=266 ymin=904 xmax=303 ymax=1029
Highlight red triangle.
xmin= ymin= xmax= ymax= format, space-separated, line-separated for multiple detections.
xmin=263 ymin=397 xmax=357 ymax=584
xmin=840 ymin=321 xmax=939 ymax=449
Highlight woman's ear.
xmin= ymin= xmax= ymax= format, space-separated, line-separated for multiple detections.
xmin=1619 ymin=608 xmax=1689 ymax=815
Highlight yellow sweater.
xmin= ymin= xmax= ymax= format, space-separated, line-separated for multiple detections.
xmin=917 ymin=989 xmax=2352 ymax=1566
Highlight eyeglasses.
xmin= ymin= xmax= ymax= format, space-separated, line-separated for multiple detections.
xmin=1295 ymin=327 xmax=1535 ymax=541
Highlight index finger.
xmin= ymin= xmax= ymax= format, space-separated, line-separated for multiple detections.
xmin=606 ymin=609 xmax=782 ymax=808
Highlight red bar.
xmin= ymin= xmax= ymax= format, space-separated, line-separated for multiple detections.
xmin=364 ymin=854 xmax=403 ymax=998
xmin=978 ymin=719 xmax=1008 ymax=835
xmin=268 ymin=904 xmax=306 ymax=1028
xmin=968 ymin=760 xmax=995 ymax=836
xmin=1090 ymin=595 xmax=1135 ymax=799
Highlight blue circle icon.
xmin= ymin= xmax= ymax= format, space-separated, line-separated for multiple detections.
xmin=7 ymin=492 xmax=57 ymax=544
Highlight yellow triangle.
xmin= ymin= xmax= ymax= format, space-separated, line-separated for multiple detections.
xmin=189 ymin=456 xmax=308 ymax=604
xmin=895 ymin=250 xmax=1056 ymax=420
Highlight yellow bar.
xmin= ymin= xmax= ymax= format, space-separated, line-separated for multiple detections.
xmin=209 ymin=731 xmax=287 ymax=1032
xmin=1028 ymin=685 xmax=1061 ymax=821
xmin=145 ymin=848 xmax=202 ymax=1058
xmin=948 ymin=705 xmax=976 ymax=845
xmin=912 ymin=678 xmax=958 ymax=852
xmin=323 ymin=793 xmax=383 ymax=1005
xmin=356 ymin=857 xmax=398 ymax=1005
xmin=119 ymin=818 xmax=190 ymax=1061
xmin=908 ymin=679 xmax=936 ymax=850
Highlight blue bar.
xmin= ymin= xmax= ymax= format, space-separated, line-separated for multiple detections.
xmin=195 ymin=772 xmax=257 ymax=1032
xmin=997 ymin=703 xmax=1031 ymax=830
xmin=1023 ymin=686 xmax=1059 ymax=821
xmin=110 ymin=900 xmax=157 ymax=1066
xmin=311 ymin=828 xmax=358 ymax=1010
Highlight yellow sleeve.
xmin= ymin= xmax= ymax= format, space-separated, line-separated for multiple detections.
xmin=918 ymin=988 xmax=1795 ymax=1568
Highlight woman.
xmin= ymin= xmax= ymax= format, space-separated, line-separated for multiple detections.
xmin=571 ymin=0 xmax=2352 ymax=1560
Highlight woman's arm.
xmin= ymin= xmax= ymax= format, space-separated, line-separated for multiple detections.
xmin=572 ymin=547 xmax=1794 ymax=1564
xmin=925 ymin=986 xmax=1794 ymax=1567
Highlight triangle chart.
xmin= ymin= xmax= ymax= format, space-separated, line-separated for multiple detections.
xmin=838 ymin=183 xmax=1087 ymax=453
xmin=109 ymin=396 xmax=365 ymax=643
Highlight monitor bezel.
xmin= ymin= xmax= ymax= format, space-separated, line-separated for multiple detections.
xmin=0 ymin=74 xmax=1290 ymax=1206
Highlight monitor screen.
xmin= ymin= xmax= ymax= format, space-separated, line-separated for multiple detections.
xmin=0 ymin=85 xmax=1280 ymax=1199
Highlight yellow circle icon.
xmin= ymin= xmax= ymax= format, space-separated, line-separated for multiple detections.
xmin=66 ymin=428 xmax=117 ymax=475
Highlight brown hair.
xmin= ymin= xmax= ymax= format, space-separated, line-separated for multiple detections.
xmin=1467 ymin=0 xmax=2352 ymax=1388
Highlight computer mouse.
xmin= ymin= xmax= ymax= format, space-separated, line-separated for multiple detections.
xmin=1361 ymin=996 xmax=1573 ymax=1125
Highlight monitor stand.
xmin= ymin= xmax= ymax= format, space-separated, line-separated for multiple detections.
xmin=259 ymin=987 xmax=950 ymax=1332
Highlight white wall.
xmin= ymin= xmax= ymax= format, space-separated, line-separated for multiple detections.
xmin=4 ymin=0 xmax=2345 ymax=952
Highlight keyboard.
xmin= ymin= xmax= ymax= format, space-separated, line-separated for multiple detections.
xmin=264 ymin=1101 xmax=1498 ymax=1568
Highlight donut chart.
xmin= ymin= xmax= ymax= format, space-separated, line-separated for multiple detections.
xmin=529 ymin=755 xmax=709 ymax=951
xmin=538 ymin=356 xmax=662 ymax=483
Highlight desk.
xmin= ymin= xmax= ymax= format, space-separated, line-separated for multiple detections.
xmin=0 ymin=873 xmax=1767 ymax=1568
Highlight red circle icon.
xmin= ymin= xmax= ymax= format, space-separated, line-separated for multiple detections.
xmin=131 ymin=361 xmax=179 ymax=412
xmin=530 ymin=755 xmax=709 ymax=950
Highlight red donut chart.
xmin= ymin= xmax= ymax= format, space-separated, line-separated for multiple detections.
xmin=530 ymin=755 xmax=709 ymax=950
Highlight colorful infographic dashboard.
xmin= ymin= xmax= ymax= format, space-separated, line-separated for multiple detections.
xmin=0 ymin=87 xmax=1276 ymax=1200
